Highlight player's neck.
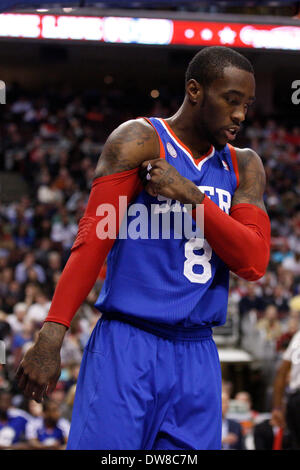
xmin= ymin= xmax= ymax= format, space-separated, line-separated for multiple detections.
xmin=165 ymin=104 xmax=212 ymax=159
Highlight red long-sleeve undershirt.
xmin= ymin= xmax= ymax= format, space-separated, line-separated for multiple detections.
xmin=193 ymin=195 xmax=271 ymax=281
xmin=45 ymin=168 xmax=142 ymax=328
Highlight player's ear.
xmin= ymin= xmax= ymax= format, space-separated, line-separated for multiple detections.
xmin=185 ymin=79 xmax=203 ymax=105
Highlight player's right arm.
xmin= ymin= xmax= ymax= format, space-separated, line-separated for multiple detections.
xmin=15 ymin=119 xmax=159 ymax=403
xmin=93 ymin=118 xmax=160 ymax=177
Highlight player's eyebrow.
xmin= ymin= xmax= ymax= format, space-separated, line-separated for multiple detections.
xmin=225 ymin=89 xmax=256 ymax=102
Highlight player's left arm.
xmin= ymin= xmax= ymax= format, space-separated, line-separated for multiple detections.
xmin=231 ymin=147 xmax=267 ymax=212
xmin=222 ymin=148 xmax=271 ymax=279
xmin=200 ymin=147 xmax=271 ymax=281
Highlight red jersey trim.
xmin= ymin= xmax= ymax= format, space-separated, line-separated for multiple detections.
xmin=227 ymin=143 xmax=240 ymax=189
xmin=161 ymin=119 xmax=213 ymax=164
xmin=139 ymin=117 xmax=166 ymax=159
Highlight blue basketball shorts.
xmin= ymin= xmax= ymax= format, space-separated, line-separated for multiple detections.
xmin=66 ymin=316 xmax=222 ymax=450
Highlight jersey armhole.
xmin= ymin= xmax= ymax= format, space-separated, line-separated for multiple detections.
xmin=138 ymin=117 xmax=166 ymax=159
xmin=227 ymin=143 xmax=240 ymax=189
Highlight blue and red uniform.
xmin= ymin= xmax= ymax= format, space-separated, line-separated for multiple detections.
xmin=67 ymin=117 xmax=239 ymax=450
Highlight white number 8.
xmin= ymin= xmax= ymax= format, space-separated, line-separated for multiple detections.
xmin=184 ymin=238 xmax=212 ymax=283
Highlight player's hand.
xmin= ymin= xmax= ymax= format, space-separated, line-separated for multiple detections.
xmin=139 ymin=159 xmax=203 ymax=204
xmin=15 ymin=322 xmax=66 ymax=403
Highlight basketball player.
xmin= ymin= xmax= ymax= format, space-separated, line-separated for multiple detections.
xmin=16 ymin=47 xmax=271 ymax=450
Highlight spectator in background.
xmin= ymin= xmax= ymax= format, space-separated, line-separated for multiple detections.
xmin=0 ymin=389 xmax=30 ymax=449
xmin=26 ymin=399 xmax=69 ymax=450
xmin=15 ymin=253 xmax=46 ymax=285
xmin=46 ymin=251 xmax=62 ymax=275
xmin=12 ymin=222 xmax=35 ymax=249
xmin=37 ymin=172 xmax=64 ymax=205
xmin=26 ymin=289 xmax=51 ymax=326
xmin=1 ymin=267 xmax=14 ymax=292
xmin=264 ymin=284 xmax=290 ymax=316
xmin=258 ymin=271 xmax=277 ymax=298
xmin=233 ymin=391 xmax=259 ymax=449
xmin=271 ymin=240 xmax=293 ymax=265
xmin=63 ymin=362 xmax=80 ymax=393
xmin=277 ymin=267 xmax=294 ymax=295
xmin=10 ymin=321 xmax=35 ymax=371
xmin=27 ymin=399 xmax=43 ymax=421
xmin=34 ymin=237 xmax=54 ymax=267
xmin=234 ymin=391 xmax=259 ymax=422
xmin=238 ymin=283 xmax=265 ymax=316
xmin=22 ymin=282 xmax=40 ymax=309
xmin=32 ymin=207 xmax=52 ymax=240
xmin=256 ymin=304 xmax=283 ymax=342
xmin=272 ymin=327 xmax=300 ymax=449
xmin=254 ymin=412 xmax=291 ymax=450
xmin=276 ymin=310 xmax=300 ymax=354
xmin=289 ymin=295 xmax=300 ymax=316
xmin=0 ymin=365 xmax=10 ymax=391
xmin=11 ymin=95 xmax=32 ymax=115
xmin=50 ymin=381 xmax=66 ymax=403
xmin=1 ymin=278 xmax=23 ymax=314
xmin=45 ymin=251 xmax=62 ymax=289
xmin=221 ymin=380 xmax=233 ymax=398
xmin=282 ymin=249 xmax=300 ymax=277
xmin=221 ymin=390 xmax=244 ymax=450
xmin=0 ymin=267 xmax=15 ymax=312
xmin=60 ymin=317 xmax=83 ymax=367
xmin=50 ymin=208 xmax=77 ymax=252
xmin=6 ymin=302 xmax=28 ymax=335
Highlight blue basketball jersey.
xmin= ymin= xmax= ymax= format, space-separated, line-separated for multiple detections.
xmin=95 ymin=117 xmax=239 ymax=334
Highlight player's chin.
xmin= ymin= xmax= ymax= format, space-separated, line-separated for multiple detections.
xmin=213 ymin=130 xmax=234 ymax=149
xmin=211 ymin=135 xmax=228 ymax=151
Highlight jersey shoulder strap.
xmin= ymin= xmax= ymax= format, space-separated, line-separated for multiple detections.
xmin=137 ymin=116 xmax=166 ymax=159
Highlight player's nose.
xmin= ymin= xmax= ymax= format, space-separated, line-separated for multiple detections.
xmin=231 ymin=106 xmax=246 ymax=124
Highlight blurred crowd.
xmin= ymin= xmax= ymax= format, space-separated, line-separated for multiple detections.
xmin=0 ymin=83 xmax=299 ymax=450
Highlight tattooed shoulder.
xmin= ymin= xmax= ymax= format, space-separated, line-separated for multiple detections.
xmin=94 ymin=118 xmax=159 ymax=178
xmin=232 ymin=147 xmax=267 ymax=212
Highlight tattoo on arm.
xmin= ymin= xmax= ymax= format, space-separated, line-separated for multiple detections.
xmin=232 ymin=149 xmax=267 ymax=212
xmin=94 ymin=120 xmax=158 ymax=178
xmin=176 ymin=176 xmax=205 ymax=206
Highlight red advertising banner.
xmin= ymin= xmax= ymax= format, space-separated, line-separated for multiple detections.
xmin=172 ymin=20 xmax=300 ymax=50
xmin=0 ymin=13 xmax=299 ymax=51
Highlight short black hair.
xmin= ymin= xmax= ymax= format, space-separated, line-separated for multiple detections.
xmin=185 ymin=46 xmax=254 ymax=87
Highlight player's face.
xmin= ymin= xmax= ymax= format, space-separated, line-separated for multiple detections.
xmin=198 ymin=66 xmax=255 ymax=149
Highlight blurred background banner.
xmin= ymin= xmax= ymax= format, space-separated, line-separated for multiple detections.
xmin=1 ymin=0 xmax=300 ymax=12
xmin=0 ymin=11 xmax=300 ymax=49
